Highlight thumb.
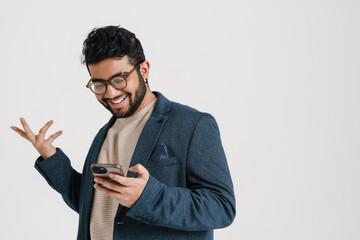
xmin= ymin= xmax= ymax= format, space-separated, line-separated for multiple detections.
xmin=129 ymin=164 xmax=149 ymax=180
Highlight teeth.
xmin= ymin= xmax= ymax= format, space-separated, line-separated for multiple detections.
xmin=111 ymin=95 xmax=126 ymax=104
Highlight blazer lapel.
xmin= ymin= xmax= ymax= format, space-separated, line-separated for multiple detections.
xmin=127 ymin=92 xmax=171 ymax=178
xmin=127 ymin=112 xmax=168 ymax=178
xmin=115 ymin=92 xmax=170 ymax=219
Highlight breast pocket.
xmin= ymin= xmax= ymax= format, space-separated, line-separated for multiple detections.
xmin=146 ymin=156 xmax=178 ymax=168
xmin=146 ymin=144 xmax=180 ymax=186
xmin=147 ymin=157 xmax=180 ymax=187
xmin=147 ymin=144 xmax=177 ymax=168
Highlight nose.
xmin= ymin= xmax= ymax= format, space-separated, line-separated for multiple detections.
xmin=104 ymin=83 xmax=121 ymax=99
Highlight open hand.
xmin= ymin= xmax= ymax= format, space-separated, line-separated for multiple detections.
xmin=11 ymin=118 xmax=62 ymax=159
xmin=94 ymin=164 xmax=150 ymax=208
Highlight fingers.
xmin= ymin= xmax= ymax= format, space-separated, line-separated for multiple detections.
xmin=94 ymin=183 xmax=115 ymax=196
xmin=128 ymin=164 xmax=149 ymax=180
xmin=46 ymin=130 xmax=63 ymax=144
xmin=12 ymin=118 xmax=62 ymax=142
xmin=106 ymin=164 xmax=149 ymax=187
xmin=38 ymin=120 xmax=54 ymax=138
xmin=10 ymin=126 xmax=30 ymax=141
xmin=94 ymin=177 xmax=123 ymax=191
xmin=19 ymin=118 xmax=36 ymax=143
xmin=94 ymin=165 xmax=150 ymax=208
xmin=109 ymin=173 xmax=131 ymax=186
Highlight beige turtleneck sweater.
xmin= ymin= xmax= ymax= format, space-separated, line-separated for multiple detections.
xmin=90 ymin=99 xmax=157 ymax=240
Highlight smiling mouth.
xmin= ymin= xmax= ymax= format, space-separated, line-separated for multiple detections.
xmin=109 ymin=95 xmax=127 ymax=104
xmin=104 ymin=94 xmax=129 ymax=110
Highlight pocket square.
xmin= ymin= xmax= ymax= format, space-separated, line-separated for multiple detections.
xmin=150 ymin=144 xmax=169 ymax=160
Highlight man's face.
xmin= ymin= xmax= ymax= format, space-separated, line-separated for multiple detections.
xmin=88 ymin=57 xmax=150 ymax=118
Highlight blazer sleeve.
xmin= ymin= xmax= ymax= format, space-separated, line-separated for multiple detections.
xmin=126 ymin=114 xmax=236 ymax=231
xmin=34 ymin=148 xmax=82 ymax=213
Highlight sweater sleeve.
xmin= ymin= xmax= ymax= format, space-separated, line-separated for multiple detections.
xmin=35 ymin=148 xmax=82 ymax=213
xmin=126 ymin=114 xmax=236 ymax=231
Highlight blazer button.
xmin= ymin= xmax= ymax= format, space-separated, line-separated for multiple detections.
xmin=117 ymin=222 xmax=125 ymax=225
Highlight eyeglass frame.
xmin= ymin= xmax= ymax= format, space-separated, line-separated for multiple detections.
xmin=86 ymin=63 xmax=140 ymax=95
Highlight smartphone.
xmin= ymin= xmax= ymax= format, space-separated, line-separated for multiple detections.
xmin=91 ymin=163 xmax=124 ymax=179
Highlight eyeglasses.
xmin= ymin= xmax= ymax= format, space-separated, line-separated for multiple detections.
xmin=86 ymin=64 xmax=140 ymax=95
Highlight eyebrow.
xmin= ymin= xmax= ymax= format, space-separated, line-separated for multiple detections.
xmin=90 ymin=71 xmax=128 ymax=82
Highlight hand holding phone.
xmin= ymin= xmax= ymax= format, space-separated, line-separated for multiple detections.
xmin=91 ymin=163 xmax=124 ymax=180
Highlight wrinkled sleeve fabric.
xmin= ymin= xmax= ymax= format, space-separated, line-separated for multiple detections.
xmin=126 ymin=114 xmax=236 ymax=231
xmin=34 ymin=148 xmax=82 ymax=213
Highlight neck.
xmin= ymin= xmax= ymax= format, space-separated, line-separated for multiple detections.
xmin=134 ymin=88 xmax=156 ymax=115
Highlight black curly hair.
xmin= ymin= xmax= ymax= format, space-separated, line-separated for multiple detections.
xmin=82 ymin=25 xmax=145 ymax=67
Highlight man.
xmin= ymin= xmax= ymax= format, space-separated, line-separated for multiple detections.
xmin=11 ymin=26 xmax=235 ymax=240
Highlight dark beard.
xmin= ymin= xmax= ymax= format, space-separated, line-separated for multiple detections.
xmin=98 ymin=72 xmax=147 ymax=118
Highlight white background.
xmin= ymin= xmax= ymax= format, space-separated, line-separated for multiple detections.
xmin=1 ymin=0 xmax=359 ymax=239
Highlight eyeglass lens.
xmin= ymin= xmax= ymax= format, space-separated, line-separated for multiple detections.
xmin=90 ymin=76 xmax=126 ymax=94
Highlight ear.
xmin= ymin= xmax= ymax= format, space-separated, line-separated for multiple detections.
xmin=139 ymin=60 xmax=150 ymax=82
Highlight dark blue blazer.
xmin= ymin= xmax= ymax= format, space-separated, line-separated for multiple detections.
xmin=35 ymin=92 xmax=236 ymax=239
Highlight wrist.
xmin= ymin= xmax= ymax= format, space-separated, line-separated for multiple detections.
xmin=41 ymin=148 xmax=57 ymax=160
